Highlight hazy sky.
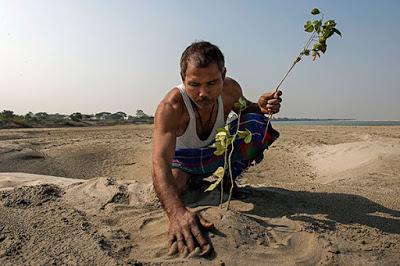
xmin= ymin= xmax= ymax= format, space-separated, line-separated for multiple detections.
xmin=1 ymin=0 xmax=399 ymax=119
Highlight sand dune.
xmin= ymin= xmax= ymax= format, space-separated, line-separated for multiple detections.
xmin=305 ymin=139 xmax=400 ymax=183
xmin=1 ymin=125 xmax=400 ymax=265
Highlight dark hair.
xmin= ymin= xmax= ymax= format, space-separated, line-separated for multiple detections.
xmin=180 ymin=41 xmax=225 ymax=80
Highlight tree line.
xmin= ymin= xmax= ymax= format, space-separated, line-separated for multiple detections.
xmin=0 ymin=109 xmax=154 ymax=128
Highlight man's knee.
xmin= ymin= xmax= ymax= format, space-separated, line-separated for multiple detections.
xmin=171 ymin=168 xmax=190 ymax=195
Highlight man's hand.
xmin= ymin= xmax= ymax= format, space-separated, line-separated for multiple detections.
xmin=168 ymin=208 xmax=214 ymax=258
xmin=258 ymin=90 xmax=283 ymax=115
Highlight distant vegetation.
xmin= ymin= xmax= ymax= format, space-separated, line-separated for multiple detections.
xmin=0 ymin=109 xmax=154 ymax=129
xmin=272 ymin=117 xmax=354 ymax=121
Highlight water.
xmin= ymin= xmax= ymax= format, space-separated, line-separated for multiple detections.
xmin=272 ymin=120 xmax=400 ymax=126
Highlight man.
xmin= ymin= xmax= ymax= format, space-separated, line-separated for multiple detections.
xmin=152 ymin=41 xmax=282 ymax=257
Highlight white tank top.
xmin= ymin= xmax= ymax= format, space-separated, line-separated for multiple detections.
xmin=176 ymin=84 xmax=225 ymax=148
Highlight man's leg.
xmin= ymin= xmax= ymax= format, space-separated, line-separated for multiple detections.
xmin=171 ymin=168 xmax=191 ymax=195
xmin=171 ymin=168 xmax=211 ymax=194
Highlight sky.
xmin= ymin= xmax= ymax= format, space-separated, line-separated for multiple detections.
xmin=1 ymin=0 xmax=399 ymax=120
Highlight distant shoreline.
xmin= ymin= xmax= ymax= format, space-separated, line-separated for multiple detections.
xmin=272 ymin=119 xmax=400 ymax=126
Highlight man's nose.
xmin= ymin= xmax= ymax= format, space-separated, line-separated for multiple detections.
xmin=198 ymin=86 xmax=211 ymax=98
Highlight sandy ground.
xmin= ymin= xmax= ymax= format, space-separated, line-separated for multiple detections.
xmin=0 ymin=124 xmax=399 ymax=265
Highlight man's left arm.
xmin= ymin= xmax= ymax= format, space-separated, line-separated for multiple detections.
xmin=243 ymin=90 xmax=282 ymax=115
xmin=227 ymin=78 xmax=282 ymax=115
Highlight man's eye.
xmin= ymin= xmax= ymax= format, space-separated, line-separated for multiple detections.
xmin=208 ymin=81 xmax=216 ymax=85
xmin=190 ymin=83 xmax=199 ymax=87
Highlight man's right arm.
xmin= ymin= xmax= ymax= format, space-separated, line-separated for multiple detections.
xmin=152 ymin=97 xmax=213 ymax=257
xmin=152 ymin=99 xmax=185 ymax=217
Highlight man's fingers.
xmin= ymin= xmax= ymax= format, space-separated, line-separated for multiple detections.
xmin=187 ymin=247 xmax=202 ymax=258
xmin=198 ymin=215 xmax=214 ymax=229
xmin=168 ymin=233 xmax=178 ymax=256
xmin=182 ymin=228 xmax=196 ymax=252
xmin=176 ymin=233 xmax=186 ymax=254
xmin=266 ymin=103 xmax=280 ymax=110
xmin=191 ymin=225 xmax=208 ymax=248
xmin=168 ymin=241 xmax=178 ymax=256
xmin=274 ymin=90 xmax=282 ymax=98
xmin=200 ymin=244 xmax=212 ymax=256
xmin=267 ymin=98 xmax=282 ymax=105
xmin=263 ymin=92 xmax=275 ymax=101
xmin=168 ymin=233 xmax=176 ymax=248
xmin=180 ymin=246 xmax=189 ymax=258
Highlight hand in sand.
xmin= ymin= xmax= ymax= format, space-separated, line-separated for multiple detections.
xmin=258 ymin=90 xmax=283 ymax=115
xmin=167 ymin=208 xmax=213 ymax=258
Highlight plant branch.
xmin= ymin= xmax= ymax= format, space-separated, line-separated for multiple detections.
xmin=220 ymin=149 xmax=228 ymax=208
xmin=274 ymin=30 xmax=316 ymax=94
xmin=226 ymin=112 xmax=241 ymax=210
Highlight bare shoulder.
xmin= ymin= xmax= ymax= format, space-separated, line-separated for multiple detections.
xmin=159 ymin=87 xmax=184 ymax=112
xmin=222 ymin=77 xmax=244 ymax=113
xmin=154 ymin=87 xmax=188 ymax=134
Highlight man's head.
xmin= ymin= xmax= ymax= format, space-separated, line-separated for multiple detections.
xmin=180 ymin=41 xmax=226 ymax=109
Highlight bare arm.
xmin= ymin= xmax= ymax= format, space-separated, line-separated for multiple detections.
xmin=152 ymin=95 xmax=213 ymax=257
xmin=225 ymin=78 xmax=282 ymax=115
xmin=152 ymin=100 xmax=185 ymax=217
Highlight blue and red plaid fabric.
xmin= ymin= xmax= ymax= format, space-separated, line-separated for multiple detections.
xmin=172 ymin=113 xmax=279 ymax=177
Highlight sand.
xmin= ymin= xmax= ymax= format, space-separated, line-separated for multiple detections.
xmin=1 ymin=124 xmax=399 ymax=265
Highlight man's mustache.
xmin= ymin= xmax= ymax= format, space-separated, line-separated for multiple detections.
xmin=198 ymin=97 xmax=212 ymax=102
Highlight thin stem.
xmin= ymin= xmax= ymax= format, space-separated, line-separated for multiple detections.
xmin=220 ymin=149 xmax=228 ymax=208
xmin=268 ymin=30 xmax=318 ymax=122
xmin=275 ymin=30 xmax=316 ymax=94
xmin=226 ymin=112 xmax=241 ymax=210
xmin=226 ymin=140 xmax=235 ymax=210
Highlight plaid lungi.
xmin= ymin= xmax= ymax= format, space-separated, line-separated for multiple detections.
xmin=172 ymin=113 xmax=279 ymax=178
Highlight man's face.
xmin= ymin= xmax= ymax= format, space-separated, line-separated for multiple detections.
xmin=182 ymin=60 xmax=225 ymax=109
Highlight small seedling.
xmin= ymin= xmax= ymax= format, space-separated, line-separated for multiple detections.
xmin=205 ymin=97 xmax=251 ymax=210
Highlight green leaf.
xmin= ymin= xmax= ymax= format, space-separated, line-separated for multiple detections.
xmin=204 ymin=176 xmax=223 ymax=192
xmin=311 ymin=8 xmax=320 ymax=15
xmin=234 ymin=97 xmax=247 ymax=111
xmin=304 ymin=20 xmax=314 ymax=33
xmin=239 ymin=97 xmax=247 ymax=107
xmin=303 ymin=49 xmax=310 ymax=56
xmin=313 ymin=20 xmax=322 ymax=33
xmin=244 ymin=129 xmax=252 ymax=143
xmin=216 ymin=131 xmax=227 ymax=137
xmin=333 ymin=28 xmax=342 ymax=37
xmin=205 ymin=167 xmax=225 ymax=191
xmin=214 ymin=148 xmax=225 ymax=156
xmin=312 ymin=43 xmax=321 ymax=51
xmin=324 ymin=20 xmax=336 ymax=27
xmin=237 ymin=131 xmax=245 ymax=139
xmin=323 ymin=29 xmax=334 ymax=38
xmin=213 ymin=142 xmax=225 ymax=156
xmin=213 ymin=166 xmax=225 ymax=178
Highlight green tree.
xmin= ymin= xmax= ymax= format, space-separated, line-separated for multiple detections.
xmin=1 ymin=110 xmax=14 ymax=120
xmin=25 ymin=112 xmax=34 ymax=120
xmin=135 ymin=109 xmax=148 ymax=118
xmin=34 ymin=112 xmax=49 ymax=120
xmin=70 ymin=112 xmax=82 ymax=122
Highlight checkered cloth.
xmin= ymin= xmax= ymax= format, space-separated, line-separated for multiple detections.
xmin=172 ymin=113 xmax=279 ymax=177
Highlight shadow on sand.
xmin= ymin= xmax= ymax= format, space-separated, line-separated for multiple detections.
xmin=236 ymin=186 xmax=400 ymax=234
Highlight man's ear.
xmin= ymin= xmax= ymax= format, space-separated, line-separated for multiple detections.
xmin=222 ymin=67 xmax=227 ymax=80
